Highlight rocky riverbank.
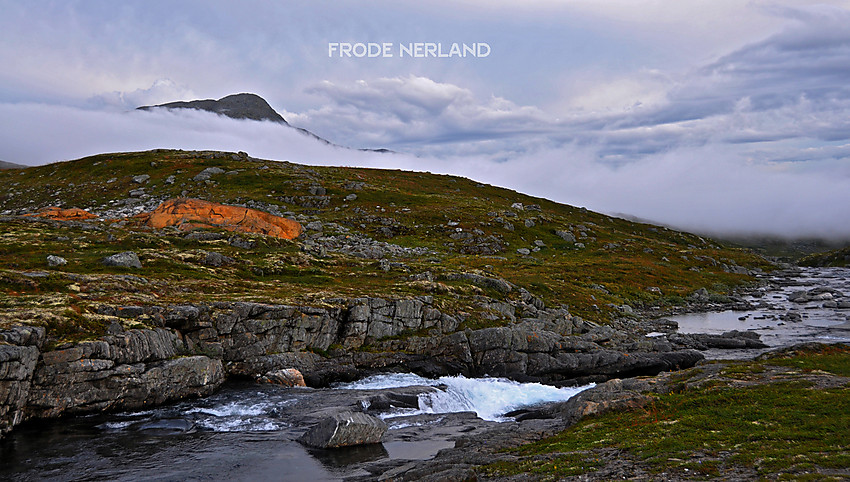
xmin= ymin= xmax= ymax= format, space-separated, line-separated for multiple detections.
xmin=347 ymin=342 xmax=850 ymax=481
xmin=1 ymin=291 xmax=720 ymax=439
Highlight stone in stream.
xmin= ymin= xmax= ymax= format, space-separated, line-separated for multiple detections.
xmin=298 ymin=411 xmax=387 ymax=448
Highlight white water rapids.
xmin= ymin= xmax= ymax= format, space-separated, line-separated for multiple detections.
xmin=338 ymin=373 xmax=594 ymax=421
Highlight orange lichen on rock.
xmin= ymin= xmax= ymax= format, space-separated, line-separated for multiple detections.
xmin=26 ymin=207 xmax=97 ymax=221
xmin=142 ymin=198 xmax=302 ymax=239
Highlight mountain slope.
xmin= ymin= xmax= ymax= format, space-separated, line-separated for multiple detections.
xmin=0 ymin=149 xmax=770 ymax=327
xmin=0 ymin=160 xmax=26 ymax=170
xmin=799 ymin=245 xmax=850 ymax=267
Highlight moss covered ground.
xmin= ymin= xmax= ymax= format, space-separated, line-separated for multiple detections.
xmin=483 ymin=344 xmax=850 ymax=480
xmin=0 ymin=150 xmax=772 ymax=347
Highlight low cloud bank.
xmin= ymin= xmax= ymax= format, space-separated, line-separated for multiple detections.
xmin=1 ymin=103 xmax=848 ymax=240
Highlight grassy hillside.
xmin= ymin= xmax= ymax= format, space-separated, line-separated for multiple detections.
xmin=0 ymin=150 xmax=771 ymax=343
xmin=799 ymin=246 xmax=850 ymax=267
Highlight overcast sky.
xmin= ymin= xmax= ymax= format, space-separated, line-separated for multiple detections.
xmin=2 ymin=1 xmax=849 ymax=238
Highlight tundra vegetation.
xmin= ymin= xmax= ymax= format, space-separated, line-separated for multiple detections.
xmin=0 ymin=149 xmax=770 ymax=348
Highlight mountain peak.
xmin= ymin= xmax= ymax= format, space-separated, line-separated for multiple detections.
xmin=137 ymin=93 xmax=392 ymax=153
xmin=138 ymin=93 xmax=288 ymax=124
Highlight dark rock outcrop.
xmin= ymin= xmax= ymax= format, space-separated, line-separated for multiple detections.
xmin=669 ymin=330 xmax=769 ymax=350
xmin=0 ymin=325 xmax=43 ymax=437
xmin=139 ymin=93 xmax=288 ymax=123
xmin=0 ymin=324 xmax=223 ymax=437
xmin=25 ymin=328 xmax=223 ymax=419
xmin=137 ymin=93 xmax=351 ymax=148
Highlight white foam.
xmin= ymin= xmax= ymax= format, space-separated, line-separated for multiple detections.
xmin=186 ymin=401 xmax=266 ymax=418
xmin=339 ymin=373 xmax=432 ymax=390
xmin=338 ymin=373 xmax=593 ymax=422
xmin=98 ymin=421 xmax=134 ymax=430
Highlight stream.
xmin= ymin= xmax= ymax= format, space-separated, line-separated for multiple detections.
xmin=0 ymin=375 xmax=591 ymax=481
xmin=668 ymin=267 xmax=850 ymax=359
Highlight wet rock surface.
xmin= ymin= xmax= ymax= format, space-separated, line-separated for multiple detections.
xmin=299 ymin=411 xmax=388 ymax=448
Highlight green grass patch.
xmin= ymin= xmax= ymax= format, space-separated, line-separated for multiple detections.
xmin=44 ymin=308 xmax=111 ymax=349
xmin=485 ymin=452 xmax=604 ymax=479
xmin=487 ymin=352 xmax=850 ymax=479
xmin=766 ymin=344 xmax=850 ymax=377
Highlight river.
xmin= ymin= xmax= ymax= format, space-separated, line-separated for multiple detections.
xmin=0 ymin=375 xmax=591 ymax=481
xmin=2 ymin=267 xmax=848 ymax=481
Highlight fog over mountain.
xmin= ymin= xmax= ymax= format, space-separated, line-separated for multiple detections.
xmin=2 ymin=100 xmax=848 ymax=239
xmin=1 ymin=1 xmax=848 ymax=239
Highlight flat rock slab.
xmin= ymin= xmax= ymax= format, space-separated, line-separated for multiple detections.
xmin=298 ymin=411 xmax=387 ymax=449
xmin=140 ymin=198 xmax=302 ymax=239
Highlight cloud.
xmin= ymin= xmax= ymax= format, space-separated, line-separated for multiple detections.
xmin=2 ymin=101 xmax=849 ymax=239
xmin=282 ymin=4 xmax=850 ymax=163
xmin=0 ymin=102 xmax=393 ymax=167
xmin=87 ymin=79 xmax=198 ymax=111
xmin=1 ymin=2 xmax=849 ymax=239
xmin=287 ymin=75 xmax=553 ymax=150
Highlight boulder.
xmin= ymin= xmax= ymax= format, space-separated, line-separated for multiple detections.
xmin=202 ymin=251 xmax=235 ymax=267
xmin=140 ymin=198 xmax=302 ymax=240
xmin=690 ymin=288 xmax=710 ymax=302
xmin=445 ymin=273 xmax=513 ymax=294
xmin=46 ymin=255 xmax=67 ymax=267
xmin=257 ymin=368 xmax=306 ymax=387
xmin=25 ymin=207 xmax=96 ymax=221
xmin=102 ymin=251 xmax=142 ymax=269
xmin=550 ymin=377 xmax=667 ymax=425
xmin=554 ymin=230 xmax=576 ymax=243
xmin=193 ymin=167 xmax=225 ymax=182
xmin=298 ymin=411 xmax=388 ymax=448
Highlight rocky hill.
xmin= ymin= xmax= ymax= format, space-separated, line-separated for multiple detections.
xmin=0 ymin=160 xmax=26 ymax=169
xmin=139 ymin=93 xmax=288 ymax=123
xmin=138 ymin=93 xmax=355 ymax=149
xmin=0 ymin=149 xmax=772 ymax=437
xmin=800 ymin=245 xmax=850 ymax=267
